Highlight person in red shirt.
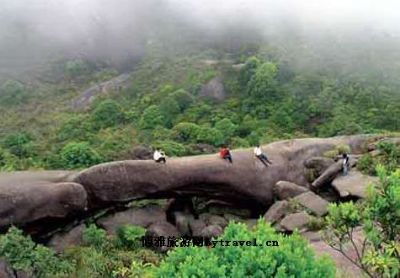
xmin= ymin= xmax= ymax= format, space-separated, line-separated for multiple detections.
xmin=219 ymin=146 xmax=233 ymax=163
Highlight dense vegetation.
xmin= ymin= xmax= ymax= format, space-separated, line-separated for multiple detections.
xmin=0 ymin=220 xmax=335 ymax=277
xmin=0 ymin=43 xmax=400 ymax=171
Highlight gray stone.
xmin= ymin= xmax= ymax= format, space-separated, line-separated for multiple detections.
xmin=189 ymin=219 xmax=207 ymax=237
xmin=199 ymin=76 xmax=226 ymax=102
xmin=0 ymin=259 xmax=15 ymax=278
xmin=280 ymin=212 xmax=311 ymax=232
xmin=332 ymin=170 xmax=378 ymax=198
xmin=174 ymin=211 xmax=194 ymax=236
xmin=264 ymin=200 xmax=289 ymax=224
xmin=97 ymin=206 xmax=166 ymax=234
xmin=294 ymin=192 xmax=329 ymax=217
xmin=48 ymin=224 xmax=85 ymax=253
xmin=200 ymin=225 xmax=223 ymax=238
xmin=146 ymin=221 xmax=180 ymax=252
xmin=274 ymin=181 xmax=308 ymax=200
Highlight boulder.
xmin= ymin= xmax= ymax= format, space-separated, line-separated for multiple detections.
xmin=0 ymin=259 xmax=15 ymax=278
xmin=274 ymin=181 xmax=308 ymax=200
xmin=311 ymin=161 xmax=343 ymax=188
xmin=200 ymin=225 xmax=223 ymax=238
xmin=331 ymin=171 xmax=379 ymax=198
xmin=130 ymin=145 xmax=152 ymax=160
xmin=304 ymin=157 xmax=335 ymax=175
xmin=145 ymin=221 xmax=180 ymax=252
xmin=199 ymin=76 xmax=226 ymax=102
xmin=189 ymin=219 xmax=207 ymax=237
xmin=48 ymin=224 xmax=86 ymax=253
xmin=0 ymin=181 xmax=87 ymax=229
xmin=244 ymin=219 xmax=257 ymax=229
xmin=264 ymin=200 xmax=289 ymax=224
xmin=280 ymin=212 xmax=311 ymax=232
xmin=294 ymin=192 xmax=329 ymax=217
xmin=97 ymin=206 xmax=166 ymax=234
xmin=223 ymin=213 xmax=242 ymax=223
xmin=208 ymin=215 xmax=228 ymax=228
xmin=174 ymin=211 xmax=194 ymax=236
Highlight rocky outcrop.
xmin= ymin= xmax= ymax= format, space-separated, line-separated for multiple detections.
xmin=264 ymin=201 xmax=289 ymax=224
xmin=331 ymin=171 xmax=379 ymax=198
xmin=199 ymin=76 xmax=226 ymax=102
xmin=0 ymin=180 xmax=87 ymax=229
xmin=97 ymin=206 xmax=166 ymax=234
xmin=280 ymin=212 xmax=311 ymax=232
xmin=0 ymin=135 xmax=388 ymax=231
xmin=0 ymin=259 xmax=15 ymax=278
xmin=71 ymin=74 xmax=130 ymax=110
xmin=200 ymin=225 xmax=223 ymax=238
xmin=274 ymin=181 xmax=308 ymax=200
xmin=294 ymin=192 xmax=329 ymax=217
xmin=304 ymin=157 xmax=335 ymax=175
xmin=48 ymin=224 xmax=86 ymax=253
xmin=74 ymin=135 xmax=378 ymax=210
xmin=145 ymin=222 xmax=179 ymax=252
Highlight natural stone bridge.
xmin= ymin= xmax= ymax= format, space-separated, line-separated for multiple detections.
xmin=0 ymin=135 xmax=388 ymax=233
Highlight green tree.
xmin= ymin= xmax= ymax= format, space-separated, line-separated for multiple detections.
xmin=215 ymin=118 xmax=237 ymax=141
xmin=171 ymin=122 xmax=201 ymax=143
xmin=159 ymin=96 xmax=180 ymax=127
xmin=0 ymin=80 xmax=26 ymax=106
xmin=324 ymin=166 xmax=400 ymax=277
xmin=239 ymin=56 xmax=261 ymax=87
xmin=170 ymin=89 xmax=194 ymax=111
xmin=154 ymin=220 xmax=335 ymax=277
xmin=0 ymin=227 xmax=73 ymax=277
xmin=139 ymin=105 xmax=164 ymax=129
xmin=196 ymin=126 xmax=225 ymax=146
xmin=247 ymin=62 xmax=278 ymax=101
xmin=2 ymin=132 xmax=35 ymax=159
xmin=60 ymin=142 xmax=101 ymax=169
xmin=91 ymin=99 xmax=124 ymax=129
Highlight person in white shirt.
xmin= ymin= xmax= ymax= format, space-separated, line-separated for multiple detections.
xmin=254 ymin=145 xmax=272 ymax=167
xmin=153 ymin=149 xmax=166 ymax=163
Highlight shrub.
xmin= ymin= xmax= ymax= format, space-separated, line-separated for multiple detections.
xmin=171 ymin=122 xmax=201 ymax=143
xmin=357 ymin=154 xmax=376 ymax=175
xmin=139 ymin=105 xmax=164 ymax=129
xmin=2 ymin=132 xmax=35 ymax=158
xmin=0 ymin=80 xmax=27 ymax=105
xmin=153 ymin=140 xmax=187 ymax=156
xmin=91 ymin=99 xmax=125 ymax=129
xmin=60 ymin=142 xmax=101 ymax=169
xmin=196 ymin=126 xmax=224 ymax=146
xmin=115 ymin=225 xmax=146 ymax=250
xmin=215 ymin=118 xmax=237 ymax=141
xmin=324 ymin=166 xmax=400 ymax=277
xmin=0 ymin=227 xmax=73 ymax=277
xmin=82 ymin=224 xmax=108 ymax=250
xmin=154 ymin=220 xmax=335 ymax=277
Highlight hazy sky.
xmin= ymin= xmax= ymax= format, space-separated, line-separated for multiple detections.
xmin=1 ymin=0 xmax=399 ymax=75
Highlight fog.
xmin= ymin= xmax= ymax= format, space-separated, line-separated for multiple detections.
xmin=1 ymin=0 xmax=400 ymax=77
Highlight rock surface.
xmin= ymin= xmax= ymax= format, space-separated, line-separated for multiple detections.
xmin=274 ymin=181 xmax=308 ymax=200
xmin=0 ymin=259 xmax=15 ymax=278
xmin=75 ymin=135 xmax=378 ymax=210
xmin=280 ymin=212 xmax=311 ymax=232
xmin=0 ymin=181 xmax=87 ymax=228
xmin=145 ymin=221 xmax=180 ymax=252
xmin=199 ymin=76 xmax=226 ymax=102
xmin=97 ymin=206 xmax=166 ymax=234
xmin=264 ymin=200 xmax=289 ymax=224
xmin=331 ymin=170 xmax=378 ymax=198
xmin=200 ymin=225 xmax=223 ymax=238
xmin=304 ymin=157 xmax=335 ymax=175
xmin=48 ymin=224 xmax=86 ymax=253
xmin=294 ymin=192 xmax=329 ymax=217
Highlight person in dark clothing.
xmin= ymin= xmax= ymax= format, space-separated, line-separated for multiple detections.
xmin=254 ymin=145 xmax=272 ymax=167
xmin=342 ymin=153 xmax=350 ymax=175
xmin=219 ymin=146 xmax=233 ymax=163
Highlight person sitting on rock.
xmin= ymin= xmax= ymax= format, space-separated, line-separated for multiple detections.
xmin=342 ymin=153 xmax=350 ymax=175
xmin=219 ymin=146 xmax=233 ymax=163
xmin=153 ymin=149 xmax=166 ymax=163
xmin=254 ymin=145 xmax=272 ymax=167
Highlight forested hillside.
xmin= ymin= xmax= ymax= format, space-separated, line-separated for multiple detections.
xmin=0 ymin=41 xmax=399 ymax=171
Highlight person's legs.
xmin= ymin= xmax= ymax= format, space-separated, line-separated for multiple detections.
xmin=257 ymin=155 xmax=269 ymax=167
xmin=224 ymin=154 xmax=232 ymax=163
xmin=161 ymin=157 xmax=166 ymax=163
xmin=343 ymin=164 xmax=348 ymax=176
